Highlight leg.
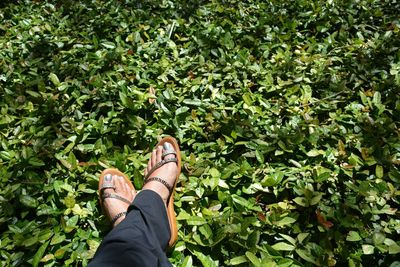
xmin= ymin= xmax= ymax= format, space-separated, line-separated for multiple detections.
xmin=89 ymin=190 xmax=172 ymax=267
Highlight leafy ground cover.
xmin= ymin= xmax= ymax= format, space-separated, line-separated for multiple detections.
xmin=1 ymin=0 xmax=400 ymax=266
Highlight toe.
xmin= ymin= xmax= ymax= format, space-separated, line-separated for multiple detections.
xmin=151 ymin=149 xmax=157 ymax=167
xmin=163 ymin=142 xmax=177 ymax=160
xmin=114 ymin=175 xmax=124 ymax=194
xmin=156 ymin=145 xmax=163 ymax=162
xmin=163 ymin=142 xmax=178 ymax=176
xmin=145 ymin=158 xmax=152 ymax=177
xmin=125 ymin=183 xmax=137 ymax=200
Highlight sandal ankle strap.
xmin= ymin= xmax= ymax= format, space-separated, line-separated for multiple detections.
xmin=111 ymin=211 xmax=127 ymax=225
xmin=144 ymin=176 xmax=173 ymax=195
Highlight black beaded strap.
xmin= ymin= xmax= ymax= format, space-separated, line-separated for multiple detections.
xmin=111 ymin=211 xmax=127 ymax=225
xmin=162 ymin=151 xmax=176 ymax=158
xmin=145 ymin=158 xmax=178 ymax=179
xmin=101 ymin=193 xmax=132 ymax=205
xmin=144 ymin=177 xmax=173 ymax=194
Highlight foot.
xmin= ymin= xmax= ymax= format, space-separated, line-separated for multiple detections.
xmin=101 ymin=173 xmax=136 ymax=227
xmin=143 ymin=142 xmax=178 ymax=205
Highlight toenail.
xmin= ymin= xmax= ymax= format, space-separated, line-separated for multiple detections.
xmin=163 ymin=142 xmax=172 ymax=150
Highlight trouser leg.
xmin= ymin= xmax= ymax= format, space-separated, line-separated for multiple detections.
xmin=88 ymin=190 xmax=172 ymax=267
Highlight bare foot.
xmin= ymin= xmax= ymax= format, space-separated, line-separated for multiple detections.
xmin=101 ymin=173 xmax=136 ymax=227
xmin=143 ymin=142 xmax=178 ymax=204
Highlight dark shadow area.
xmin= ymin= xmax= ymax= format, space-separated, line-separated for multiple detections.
xmin=0 ymin=0 xmax=16 ymax=8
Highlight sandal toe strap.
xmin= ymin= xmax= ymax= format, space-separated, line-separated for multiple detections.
xmin=102 ymin=193 xmax=132 ymax=205
xmin=100 ymin=174 xmax=115 ymax=190
xmin=162 ymin=151 xmax=176 ymax=158
xmin=145 ymin=158 xmax=178 ymax=179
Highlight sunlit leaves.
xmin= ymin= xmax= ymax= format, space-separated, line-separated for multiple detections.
xmin=1 ymin=0 xmax=399 ymax=266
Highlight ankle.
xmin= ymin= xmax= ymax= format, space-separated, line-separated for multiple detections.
xmin=142 ymin=183 xmax=170 ymax=204
xmin=113 ymin=216 xmax=125 ymax=227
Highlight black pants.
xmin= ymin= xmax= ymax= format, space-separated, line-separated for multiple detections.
xmin=89 ymin=190 xmax=172 ymax=267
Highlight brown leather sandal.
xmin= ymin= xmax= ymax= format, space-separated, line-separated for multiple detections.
xmin=144 ymin=136 xmax=181 ymax=247
xmin=98 ymin=168 xmax=135 ymax=226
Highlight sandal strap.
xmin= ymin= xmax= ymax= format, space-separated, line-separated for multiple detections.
xmin=144 ymin=176 xmax=173 ymax=194
xmin=101 ymin=193 xmax=132 ymax=205
xmin=111 ymin=211 xmax=127 ymax=225
xmin=145 ymin=158 xmax=178 ymax=179
xmin=100 ymin=174 xmax=115 ymax=190
xmin=100 ymin=184 xmax=115 ymax=190
xmin=162 ymin=151 xmax=176 ymax=158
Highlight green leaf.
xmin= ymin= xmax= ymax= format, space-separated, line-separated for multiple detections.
xmin=232 ymin=195 xmax=250 ymax=208
xmin=293 ymin=197 xmax=308 ymax=207
xmin=32 ymin=241 xmax=50 ymax=267
xmin=297 ymin=233 xmax=309 ymax=244
xmin=389 ymin=243 xmax=400 ymax=254
xmin=64 ymin=195 xmax=76 ymax=208
xmin=373 ymin=91 xmax=381 ymax=106
xmin=279 ymin=233 xmax=297 ymax=245
xmin=199 ymin=224 xmax=213 ymax=240
xmin=176 ymin=106 xmax=190 ymax=115
xmin=64 ymin=215 xmax=79 ymax=233
xmin=373 ymin=232 xmax=385 ymax=245
xmin=182 ymin=256 xmax=193 ymax=267
xmin=346 ymin=231 xmax=361 ymax=242
xmin=183 ymin=99 xmax=202 ymax=106
xmin=310 ymin=193 xmax=323 ymax=206
xmin=276 ymin=216 xmax=296 ymax=227
xmin=362 ymin=244 xmax=375 ymax=255
xmin=271 ymin=242 xmax=295 ymax=251
xmin=20 ymin=195 xmax=39 ymax=208
xmin=255 ymin=150 xmax=264 ymax=163
xmin=49 ymin=73 xmax=60 ymax=86
xmin=247 ymin=231 xmax=260 ymax=248
xmin=228 ymin=256 xmax=248 ymax=265
xmin=28 ymin=157 xmax=45 ymax=167
xmin=40 ymin=254 xmax=54 ymax=263
xmin=245 ymin=251 xmax=260 ymax=266
xmin=50 ymin=233 xmax=66 ymax=245
xmin=306 ymin=149 xmax=322 ymax=157
xmin=384 ymin=239 xmax=400 ymax=254
xmin=376 ymin=165 xmax=384 ymax=178
xmin=186 ymin=216 xmax=206 ymax=226
xmin=24 ymin=235 xmax=39 ymax=247
xmin=193 ymin=251 xmax=218 ymax=267
xmin=101 ymin=41 xmax=116 ymax=49
xmin=295 ymin=249 xmax=317 ymax=264
xmin=262 ymin=171 xmax=284 ymax=187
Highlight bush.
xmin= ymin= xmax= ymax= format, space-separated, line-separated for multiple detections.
xmin=0 ymin=0 xmax=399 ymax=266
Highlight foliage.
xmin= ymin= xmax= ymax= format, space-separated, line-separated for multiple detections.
xmin=1 ymin=0 xmax=400 ymax=266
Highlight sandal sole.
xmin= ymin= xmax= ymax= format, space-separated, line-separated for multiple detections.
xmin=154 ymin=136 xmax=181 ymax=248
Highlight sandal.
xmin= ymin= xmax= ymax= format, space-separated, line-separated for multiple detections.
xmin=98 ymin=168 xmax=135 ymax=226
xmin=144 ymin=136 xmax=181 ymax=247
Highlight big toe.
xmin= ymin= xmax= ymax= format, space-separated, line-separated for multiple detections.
xmin=162 ymin=142 xmax=178 ymax=179
xmin=102 ymin=173 xmax=115 ymax=194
